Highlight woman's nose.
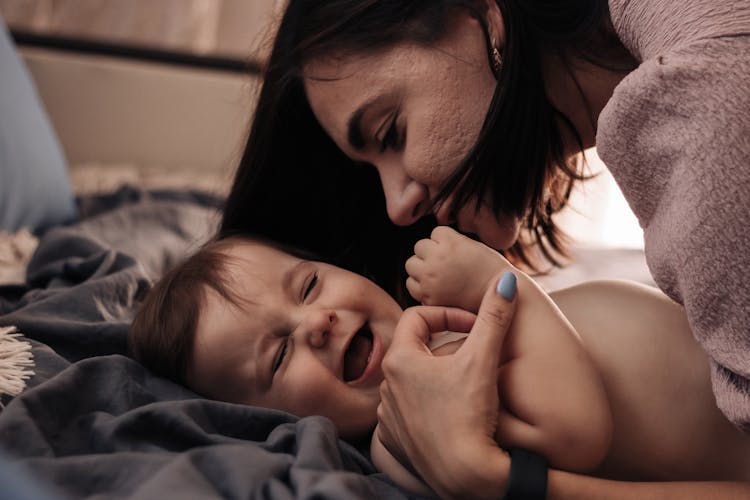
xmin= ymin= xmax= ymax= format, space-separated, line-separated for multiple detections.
xmin=379 ymin=169 xmax=429 ymax=226
xmin=300 ymin=309 xmax=337 ymax=348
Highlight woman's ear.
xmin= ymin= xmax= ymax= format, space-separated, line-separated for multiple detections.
xmin=485 ymin=0 xmax=505 ymax=49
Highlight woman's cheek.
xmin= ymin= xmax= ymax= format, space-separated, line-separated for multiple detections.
xmin=409 ymin=119 xmax=474 ymax=186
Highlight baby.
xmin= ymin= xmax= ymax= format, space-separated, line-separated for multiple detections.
xmin=128 ymin=228 xmax=750 ymax=495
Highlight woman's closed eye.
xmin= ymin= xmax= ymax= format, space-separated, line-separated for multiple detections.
xmin=379 ymin=116 xmax=401 ymax=153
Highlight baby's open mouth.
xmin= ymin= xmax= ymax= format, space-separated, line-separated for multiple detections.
xmin=343 ymin=326 xmax=373 ymax=382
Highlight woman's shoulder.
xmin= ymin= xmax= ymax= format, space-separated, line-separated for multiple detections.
xmin=596 ymin=27 xmax=750 ymax=230
xmin=609 ymin=0 xmax=750 ymax=61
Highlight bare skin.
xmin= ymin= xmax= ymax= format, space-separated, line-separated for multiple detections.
xmin=375 ymin=227 xmax=750 ymax=495
xmin=293 ymin=0 xmax=748 ymax=495
xmin=303 ymin=1 xmax=632 ymax=250
xmin=178 ymin=235 xmax=750 ymax=497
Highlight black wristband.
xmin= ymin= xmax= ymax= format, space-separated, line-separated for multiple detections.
xmin=501 ymin=448 xmax=548 ymax=500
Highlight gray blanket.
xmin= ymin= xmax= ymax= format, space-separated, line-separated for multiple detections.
xmin=0 ymin=187 xmax=417 ymax=499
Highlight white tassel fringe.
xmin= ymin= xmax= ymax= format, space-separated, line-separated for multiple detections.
xmin=0 ymin=326 xmax=35 ymax=406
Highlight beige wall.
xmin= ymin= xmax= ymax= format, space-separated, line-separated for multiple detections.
xmin=1 ymin=0 xmax=280 ymax=58
xmin=215 ymin=0 xmax=283 ymax=58
xmin=2 ymin=1 xmax=276 ymax=176
xmin=21 ymin=46 xmax=259 ymax=175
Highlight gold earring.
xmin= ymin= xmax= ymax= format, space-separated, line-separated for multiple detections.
xmin=491 ymin=40 xmax=502 ymax=73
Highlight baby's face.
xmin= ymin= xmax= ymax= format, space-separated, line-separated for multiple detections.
xmin=188 ymin=240 xmax=402 ymax=439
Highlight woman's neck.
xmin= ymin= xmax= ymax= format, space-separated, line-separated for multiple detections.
xmin=541 ymin=17 xmax=637 ymax=151
xmin=543 ymin=52 xmax=633 ymax=150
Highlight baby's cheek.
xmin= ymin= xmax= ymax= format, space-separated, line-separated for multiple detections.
xmin=282 ymin=379 xmax=335 ymax=416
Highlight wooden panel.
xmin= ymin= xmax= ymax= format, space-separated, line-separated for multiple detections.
xmin=1 ymin=0 xmax=281 ymax=58
xmin=21 ymin=46 xmax=259 ymax=174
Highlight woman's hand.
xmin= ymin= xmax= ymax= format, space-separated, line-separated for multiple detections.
xmin=377 ymin=273 xmax=517 ymax=499
xmin=405 ymin=226 xmax=510 ymax=312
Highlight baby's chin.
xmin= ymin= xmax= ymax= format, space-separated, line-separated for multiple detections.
xmin=335 ymin=408 xmax=380 ymax=443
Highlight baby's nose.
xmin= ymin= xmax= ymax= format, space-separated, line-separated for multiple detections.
xmin=306 ymin=310 xmax=336 ymax=348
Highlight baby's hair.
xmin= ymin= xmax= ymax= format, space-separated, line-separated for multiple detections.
xmin=128 ymin=235 xmax=320 ymax=385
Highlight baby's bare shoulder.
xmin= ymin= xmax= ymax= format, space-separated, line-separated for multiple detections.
xmin=550 ymin=280 xmax=684 ymax=324
xmin=370 ymin=427 xmax=433 ymax=496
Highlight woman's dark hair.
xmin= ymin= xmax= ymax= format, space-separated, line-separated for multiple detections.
xmin=221 ymin=0 xmax=633 ymax=301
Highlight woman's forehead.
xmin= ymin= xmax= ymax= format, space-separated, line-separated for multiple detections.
xmin=304 ymin=53 xmax=392 ymax=113
xmin=303 ymin=47 xmax=419 ymax=151
xmin=304 ymin=41 xmax=421 ymax=80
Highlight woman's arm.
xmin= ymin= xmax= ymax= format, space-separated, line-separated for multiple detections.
xmin=551 ymin=469 xmax=750 ymax=500
xmin=377 ymin=279 xmax=517 ymax=499
xmin=377 ymin=278 xmax=750 ymax=499
xmin=405 ymin=227 xmax=612 ymax=472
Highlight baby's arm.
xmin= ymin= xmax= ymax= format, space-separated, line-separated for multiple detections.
xmin=407 ymin=227 xmax=613 ymax=472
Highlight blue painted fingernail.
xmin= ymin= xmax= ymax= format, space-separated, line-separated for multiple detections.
xmin=497 ymin=272 xmax=517 ymax=301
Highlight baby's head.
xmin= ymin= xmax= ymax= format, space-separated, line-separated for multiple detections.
xmin=129 ymin=235 xmax=402 ymax=439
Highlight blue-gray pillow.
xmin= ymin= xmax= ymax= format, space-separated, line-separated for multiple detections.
xmin=0 ymin=16 xmax=77 ymax=233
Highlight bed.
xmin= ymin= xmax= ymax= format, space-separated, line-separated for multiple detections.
xmin=0 ymin=185 xmax=422 ymax=499
xmin=0 ymin=12 xmax=655 ymax=497
xmin=0 ymin=180 xmax=656 ymax=499
xmin=1 ymin=13 xmax=425 ymax=496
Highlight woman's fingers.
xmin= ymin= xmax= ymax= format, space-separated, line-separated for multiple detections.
xmin=462 ymin=272 xmax=517 ymax=365
xmin=394 ymin=273 xmax=517 ymax=366
xmin=386 ymin=305 xmax=476 ymax=354
xmin=378 ymin=286 xmax=517 ymax=498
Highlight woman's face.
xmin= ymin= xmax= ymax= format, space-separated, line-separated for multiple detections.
xmin=304 ymin=12 xmax=521 ymax=250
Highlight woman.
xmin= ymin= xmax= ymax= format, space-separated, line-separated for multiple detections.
xmin=220 ymin=0 xmax=750 ymax=496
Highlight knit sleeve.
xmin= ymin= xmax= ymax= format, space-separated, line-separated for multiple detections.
xmin=608 ymin=0 xmax=750 ymax=61
xmin=596 ymin=32 xmax=750 ymax=430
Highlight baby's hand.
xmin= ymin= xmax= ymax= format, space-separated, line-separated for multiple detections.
xmin=406 ymin=226 xmax=510 ymax=312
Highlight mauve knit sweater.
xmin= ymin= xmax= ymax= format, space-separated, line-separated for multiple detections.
xmin=597 ymin=0 xmax=750 ymax=429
